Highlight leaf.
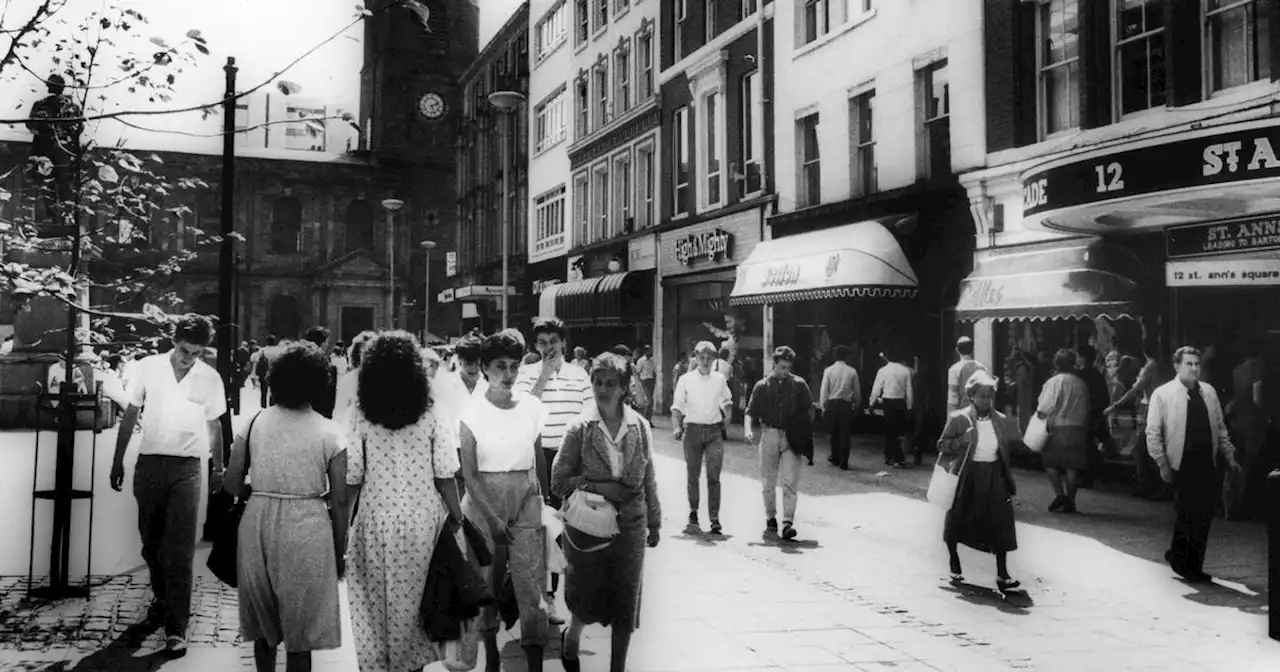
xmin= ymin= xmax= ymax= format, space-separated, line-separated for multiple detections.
xmin=99 ymin=17 xmax=111 ymax=29
xmin=404 ymin=0 xmax=431 ymax=30
xmin=98 ymin=165 xmax=119 ymax=183
xmin=195 ymin=43 xmax=209 ymax=55
xmin=148 ymin=36 xmax=168 ymax=48
xmin=149 ymin=153 xmax=163 ymax=163
xmin=153 ymin=52 xmax=172 ymax=65
xmin=185 ymin=29 xmax=203 ymax=39
xmin=276 ymin=80 xmax=302 ymax=95
xmin=117 ymin=154 xmax=143 ymax=172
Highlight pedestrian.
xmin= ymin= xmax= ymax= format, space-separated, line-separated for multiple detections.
xmin=460 ymin=330 xmax=552 ymax=672
xmin=670 ymin=340 xmax=733 ymax=535
xmin=514 ymin=317 xmax=592 ymax=625
xmin=330 ymin=340 xmax=348 ymax=375
xmin=224 ymin=340 xmax=349 ymax=672
xmin=938 ymin=370 xmax=1020 ymax=592
xmin=635 ymin=344 xmax=657 ymax=421
xmin=715 ymin=346 xmax=735 ymax=440
xmin=1147 ymin=346 xmax=1241 ymax=583
xmin=344 ymin=330 xmax=465 ymax=672
xmin=744 ymin=346 xmax=815 ymax=541
xmin=946 ymin=337 xmax=986 ymax=415
xmin=868 ymin=346 xmax=914 ymax=468
xmin=1225 ymin=347 xmax=1265 ymax=519
xmin=669 ymin=352 xmax=686 ymax=413
xmin=1075 ymin=344 xmax=1110 ymax=488
xmin=1035 ymin=348 xmax=1091 ymax=513
xmin=819 ymin=345 xmax=860 ymax=470
xmin=1105 ymin=344 xmax=1172 ymax=499
xmin=571 ymin=346 xmax=591 ymax=371
xmin=432 ymin=333 xmax=490 ymax=438
xmin=552 ymin=353 xmax=662 ymax=672
xmin=609 ymin=344 xmax=647 ymax=415
xmin=304 ymin=326 xmax=339 ymax=419
xmin=333 ymin=331 xmax=376 ymax=427
xmin=108 ymin=315 xmax=227 ymax=658
xmin=255 ymin=335 xmax=278 ymax=408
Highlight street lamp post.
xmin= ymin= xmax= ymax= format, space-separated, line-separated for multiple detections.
xmin=487 ymin=90 xmax=525 ymax=330
xmin=381 ymin=198 xmax=404 ymax=330
xmin=420 ymin=240 xmax=436 ymax=343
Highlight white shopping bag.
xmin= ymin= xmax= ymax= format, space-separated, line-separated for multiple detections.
xmin=1023 ymin=415 xmax=1049 ymax=453
xmin=542 ymin=504 xmax=566 ymax=575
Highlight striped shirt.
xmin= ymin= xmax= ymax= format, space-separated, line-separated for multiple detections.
xmin=514 ymin=360 xmax=593 ymax=452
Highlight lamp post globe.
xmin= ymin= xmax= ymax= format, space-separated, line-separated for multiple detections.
xmin=487 ymin=91 xmax=526 ymax=111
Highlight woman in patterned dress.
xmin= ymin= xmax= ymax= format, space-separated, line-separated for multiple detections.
xmin=552 ymin=353 xmax=661 ymax=672
xmin=458 ymin=331 xmax=551 ymax=672
xmin=344 ymin=331 xmax=465 ymax=672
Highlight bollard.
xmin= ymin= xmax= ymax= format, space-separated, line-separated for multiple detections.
xmin=1270 ymin=469 xmax=1280 ymax=641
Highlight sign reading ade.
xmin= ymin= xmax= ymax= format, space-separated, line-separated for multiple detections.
xmin=675 ymin=229 xmax=733 ymax=267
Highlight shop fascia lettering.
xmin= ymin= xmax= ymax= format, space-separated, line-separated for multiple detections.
xmin=675 ymin=229 xmax=732 ymax=266
xmin=1198 ymin=217 xmax=1280 ymax=254
xmin=1202 ymin=136 xmax=1280 ymax=177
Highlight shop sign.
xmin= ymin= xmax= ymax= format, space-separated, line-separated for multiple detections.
xmin=1166 ymin=213 xmax=1280 ymax=259
xmin=628 ymin=234 xmax=657 ymax=271
xmin=455 ymin=285 xmax=516 ymax=299
xmin=1022 ymin=118 xmax=1280 ymax=217
xmin=445 ymin=251 xmax=457 ymax=277
xmin=1166 ymin=258 xmax=1280 ymax=287
xmin=532 ymin=279 xmax=560 ymax=294
xmin=675 ymin=229 xmax=733 ymax=267
xmin=438 ymin=288 xmax=455 ymax=303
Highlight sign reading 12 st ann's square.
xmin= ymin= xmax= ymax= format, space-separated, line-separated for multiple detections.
xmin=1022 ymin=119 xmax=1280 ymax=217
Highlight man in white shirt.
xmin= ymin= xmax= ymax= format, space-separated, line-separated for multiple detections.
xmin=671 ymin=341 xmax=733 ymax=535
xmin=433 ymin=333 xmax=489 ymax=438
xmin=109 ymin=315 xmax=227 ymax=659
xmin=513 ymin=317 xmax=592 ymax=624
xmin=819 ymin=345 xmax=860 ymax=469
xmin=636 ymin=345 xmax=657 ymax=420
xmin=1146 ymin=346 xmax=1240 ymax=582
xmin=946 ymin=337 xmax=987 ymax=415
xmin=869 ymin=347 xmax=914 ymax=468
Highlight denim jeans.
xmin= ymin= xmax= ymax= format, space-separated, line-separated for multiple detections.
xmin=133 ymin=455 xmax=202 ymax=638
xmin=759 ymin=428 xmax=802 ymax=523
xmin=683 ymin=423 xmax=724 ymax=521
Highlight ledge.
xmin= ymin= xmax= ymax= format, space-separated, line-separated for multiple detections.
xmin=567 ymin=99 xmax=661 ymax=169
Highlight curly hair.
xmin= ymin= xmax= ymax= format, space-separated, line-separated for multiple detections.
xmin=172 ymin=314 xmax=213 ymax=346
xmin=479 ymin=330 xmax=525 ymax=367
xmin=772 ymin=345 xmax=797 ymax=363
xmin=269 ymin=340 xmax=332 ymax=410
xmin=589 ymin=353 xmax=632 ymax=408
xmin=453 ymin=334 xmax=483 ymax=363
xmin=347 ymin=330 xmax=377 ymax=368
xmin=531 ymin=317 xmax=568 ymax=341
xmin=357 ymin=330 xmax=432 ymax=430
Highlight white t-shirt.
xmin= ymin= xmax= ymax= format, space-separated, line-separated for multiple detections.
xmin=433 ymin=369 xmax=489 ymax=438
xmin=128 ymin=354 xmax=227 ymax=458
xmin=458 ymin=394 xmax=548 ymax=473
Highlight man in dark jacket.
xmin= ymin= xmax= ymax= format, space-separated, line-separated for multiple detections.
xmin=1077 ymin=345 xmax=1110 ymax=488
xmin=744 ymin=346 xmax=814 ymax=541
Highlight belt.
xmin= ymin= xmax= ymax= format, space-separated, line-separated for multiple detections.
xmin=686 ymin=421 xmax=722 ymax=427
xmin=253 ymin=491 xmax=327 ymax=500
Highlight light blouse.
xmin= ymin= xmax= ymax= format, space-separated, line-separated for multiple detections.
xmin=973 ymin=417 xmax=999 ymax=463
xmin=458 ymin=393 xmax=548 ymax=472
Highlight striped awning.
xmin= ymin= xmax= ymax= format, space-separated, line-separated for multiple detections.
xmin=553 ymin=272 xmax=654 ymax=328
xmin=729 ymin=286 xmax=917 ymax=306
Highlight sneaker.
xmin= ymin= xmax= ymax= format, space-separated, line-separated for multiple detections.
xmin=1048 ymin=495 xmax=1066 ymax=512
xmin=546 ymin=594 xmax=565 ymax=625
xmin=1061 ymin=498 xmax=1078 ymax=514
xmin=709 ymin=520 xmax=723 ymax=535
xmin=164 ymin=635 xmax=187 ymax=659
xmin=781 ymin=522 xmax=798 ymax=540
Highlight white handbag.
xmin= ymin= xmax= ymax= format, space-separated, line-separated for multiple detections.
xmin=927 ymin=417 xmax=973 ymax=510
xmin=1023 ymin=414 xmax=1049 ymax=453
xmin=561 ymin=489 xmax=620 ymax=541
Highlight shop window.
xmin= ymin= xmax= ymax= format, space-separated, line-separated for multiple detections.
xmin=673 ymin=106 xmax=691 ymax=216
xmin=672 ymin=282 xmax=765 ymax=411
xmin=849 ymin=89 xmax=876 ymax=197
xmin=1204 ymin=0 xmax=1271 ymax=92
xmin=1038 ymin=0 xmax=1080 ymax=136
xmin=1114 ymin=0 xmax=1167 ymax=116
xmin=918 ymin=59 xmax=950 ymax=180
xmin=796 ymin=112 xmax=821 ymax=207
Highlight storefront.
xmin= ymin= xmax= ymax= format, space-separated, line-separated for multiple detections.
xmin=537 ymin=239 xmax=655 ymax=357
xmin=660 ymin=208 xmax=764 ymax=417
xmin=527 ymin=257 xmax=567 ymax=324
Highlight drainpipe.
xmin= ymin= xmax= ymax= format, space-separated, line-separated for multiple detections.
xmin=756 ymin=2 xmax=769 ymax=195
xmin=757 ymin=3 xmax=773 ymax=369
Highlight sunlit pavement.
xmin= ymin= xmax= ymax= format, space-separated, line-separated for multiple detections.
xmin=1 ymin=391 xmax=1276 ymax=671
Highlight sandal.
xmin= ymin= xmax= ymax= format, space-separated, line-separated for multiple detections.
xmin=996 ymin=577 xmax=1021 ymax=592
xmin=949 ymin=572 xmax=964 ymax=584
xmin=560 ymin=630 xmax=580 ymax=672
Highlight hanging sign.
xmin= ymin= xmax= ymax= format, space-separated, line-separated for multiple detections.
xmin=1167 ymin=257 xmax=1280 ymax=287
xmin=1166 ymin=213 xmax=1280 ymax=259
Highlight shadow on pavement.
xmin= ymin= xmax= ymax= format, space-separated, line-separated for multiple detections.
xmin=673 ymin=531 xmax=736 ymax=548
xmin=940 ymin=581 xmax=1035 ymax=615
xmin=1179 ymin=578 xmax=1270 ymax=615
xmin=37 ymin=621 xmax=167 ymax=671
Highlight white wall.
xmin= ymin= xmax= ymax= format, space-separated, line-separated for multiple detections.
xmin=528 ymin=0 xmax=574 ymax=261
xmin=771 ymin=0 xmax=985 ymax=214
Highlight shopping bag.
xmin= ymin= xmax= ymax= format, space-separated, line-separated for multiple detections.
xmin=925 ymin=459 xmax=960 ymax=510
xmin=438 ymin=617 xmax=481 ymax=671
xmin=1023 ymin=415 xmax=1049 ymax=453
xmin=542 ymin=504 xmax=566 ymax=575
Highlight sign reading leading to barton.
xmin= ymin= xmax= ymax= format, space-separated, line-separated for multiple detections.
xmin=675 ymin=229 xmax=733 ymax=266
xmin=1166 ymin=214 xmax=1280 ymax=259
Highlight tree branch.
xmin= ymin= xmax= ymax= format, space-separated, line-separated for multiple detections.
xmin=113 ymin=113 xmax=356 ymax=139
xmin=0 ymin=0 xmax=64 ymax=73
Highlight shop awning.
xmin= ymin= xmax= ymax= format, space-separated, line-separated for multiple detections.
xmin=537 ymin=282 xmax=563 ymax=320
xmin=554 ymin=272 xmax=653 ymax=328
xmin=955 ymin=238 xmax=1144 ymax=322
xmin=728 ymin=220 xmax=918 ymax=305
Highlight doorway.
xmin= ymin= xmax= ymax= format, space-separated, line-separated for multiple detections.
xmin=341 ymin=306 xmax=375 ymax=343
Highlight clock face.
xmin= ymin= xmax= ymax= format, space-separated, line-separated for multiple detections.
xmin=418 ymin=92 xmax=446 ymax=120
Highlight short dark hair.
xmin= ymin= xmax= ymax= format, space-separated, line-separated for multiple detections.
xmin=719 ymin=346 xmax=731 ymax=359
xmin=1173 ymin=346 xmax=1202 ymax=366
xmin=610 ymin=344 xmax=633 ymax=358
xmin=832 ymin=345 xmax=850 ymax=362
xmin=358 ymin=331 xmax=431 ymax=430
xmin=304 ymin=326 xmax=330 ymax=347
xmin=531 ymin=317 xmax=568 ymax=341
xmin=480 ymin=330 xmax=525 ymax=367
xmin=348 ymin=330 xmax=377 ymax=368
xmin=1053 ymin=348 xmax=1077 ymax=372
xmin=265 ymin=335 xmax=278 ymax=346
xmin=590 ymin=353 xmax=632 ymax=408
xmin=269 ymin=340 xmax=331 ymax=410
xmin=172 ymin=314 xmax=213 ymax=346
xmin=773 ymin=346 xmax=797 ymax=363
xmin=956 ymin=338 xmax=975 ymax=356
xmin=1077 ymin=344 xmax=1097 ymax=363
xmin=454 ymin=334 xmax=483 ymax=363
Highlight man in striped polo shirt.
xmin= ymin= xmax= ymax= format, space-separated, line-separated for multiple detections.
xmin=515 ymin=317 xmax=592 ymax=625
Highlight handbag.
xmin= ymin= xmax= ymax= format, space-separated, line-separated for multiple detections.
xmin=1023 ymin=414 xmax=1049 ymax=453
xmin=926 ymin=415 xmax=973 ymax=510
xmin=207 ymin=411 xmax=264 ymax=587
xmin=561 ymin=489 xmax=619 ymax=543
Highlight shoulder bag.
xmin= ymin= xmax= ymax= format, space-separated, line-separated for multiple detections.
xmin=926 ymin=414 xmax=972 ymax=511
xmin=207 ymin=411 xmax=264 ymax=587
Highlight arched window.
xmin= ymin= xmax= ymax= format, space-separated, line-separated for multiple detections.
xmin=267 ymin=294 xmax=301 ymax=339
xmin=345 ymin=199 xmax=374 ymax=254
xmin=271 ymin=196 xmax=302 ymax=254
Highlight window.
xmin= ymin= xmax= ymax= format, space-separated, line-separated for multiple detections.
xmin=591 ymin=163 xmax=610 ymax=242
xmin=703 ymin=91 xmax=723 ymax=208
xmin=595 ymin=0 xmax=608 ymax=33
xmin=802 ymin=0 xmax=830 ymax=45
xmin=615 ymin=0 xmax=629 ymax=14
xmin=637 ymin=31 xmax=655 ymax=99
xmin=706 ymin=0 xmax=717 ymax=42
xmin=850 ymin=0 xmax=872 ymax=12
xmin=535 ymin=90 xmax=566 ymax=153
xmin=535 ymin=2 xmax=569 ymax=60
xmin=673 ymin=107 xmax=691 ymax=215
xmin=271 ymin=196 xmax=302 ymax=254
xmin=921 ymin=60 xmax=951 ymax=179
xmin=613 ymin=152 xmax=632 ymax=236
xmin=676 ymin=0 xmax=688 ymax=60
xmin=635 ymin=142 xmax=656 ymax=229
xmin=575 ymin=76 xmax=590 ymax=138
xmin=575 ymin=0 xmax=589 ymax=45
xmin=594 ymin=62 xmax=610 ymax=129
xmin=534 ymin=186 xmax=566 ymax=253
xmin=739 ymin=71 xmax=763 ymax=196
xmin=1114 ymin=0 xmax=1167 ymax=115
xmin=743 ymin=0 xmax=759 ymax=18
xmin=572 ymin=172 xmax=590 ymax=246
xmin=615 ymin=45 xmax=631 ymax=115
xmin=1038 ymin=0 xmax=1080 ymax=136
xmin=344 ymin=199 xmax=374 ymax=254
xmin=797 ymin=113 xmax=821 ymax=207
xmin=850 ymin=90 xmax=876 ymax=196
xmin=1205 ymin=0 xmax=1271 ymax=92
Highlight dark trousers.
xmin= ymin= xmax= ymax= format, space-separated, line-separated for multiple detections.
xmin=1169 ymin=446 xmax=1218 ymax=575
xmin=542 ymin=447 xmax=561 ymax=509
xmin=641 ymin=379 xmax=656 ymax=420
xmin=826 ymin=399 xmax=854 ymax=467
xmin=259 ymin=382 xmax=268 ymax=409
xmin=881 ymin=399 xmax=909 ymax=464
xmin=683 ymin=423 xmax=724 ymax=521
xmin=133 ymin=455 xmax=202 ymax=638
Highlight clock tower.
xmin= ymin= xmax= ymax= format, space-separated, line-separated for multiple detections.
xmin=359 ymin=0 xmax=479 ymax=166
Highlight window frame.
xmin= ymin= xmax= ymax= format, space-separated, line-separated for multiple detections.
xmin=594 ymin=0 xmax=609 ymax=36
xmin=575 ymin=0 xmax=590 ymax=47
xmin=572 ymin=171 xmax=591 ymax=247
xmin=574 ymin=73 xmax=591 ymax=140
xmin=634 ymin=137 xmax=657 ymax=230
xmin=1202 ymin=0 xmax=1271 ymax=94
xmin=1111 ymin=0 xmax=1168 ymax=118
xmin=849 ymin=89 xmax=877 ymax=197
xmin=636 ymin=28 xmax=655 ymax=101
xmin=615 ymin=40 xmax=632 ymax=116
xmin=919 ymin=59 xmax=951 ymax=180
xmin=673 ymin=106 xmax=691 ymax=217
xmin=698 ymin=89 xmax=726 ymax=211
xmin=534 ymin=185 xmax=567 ymax=254
xmin=743 ymin=0 xmax=759 ymax=19
xmin=801 ymin=0 xmax=830 ymax=46
xmin=612 ymin=148 xmax=633 ymax=237
xmin=676 ymin=0 xmax=688 ymax=60
xmin=1036 ymin=0 xmax=1081 ymax=138
xmin=591 ymin=160 xmax=611 ymax=243
xmin=534 ymin=88 xmax=567 ymax=154
xmin=594 ymin=60 xmax=610 ymax=129
xmin=706 ymin=0 xmax=717 ymax=43
xmin=796 ymin=112 xmax=821 ymax=208
xmin=535 ymin=0 xmax=569 ymax=62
